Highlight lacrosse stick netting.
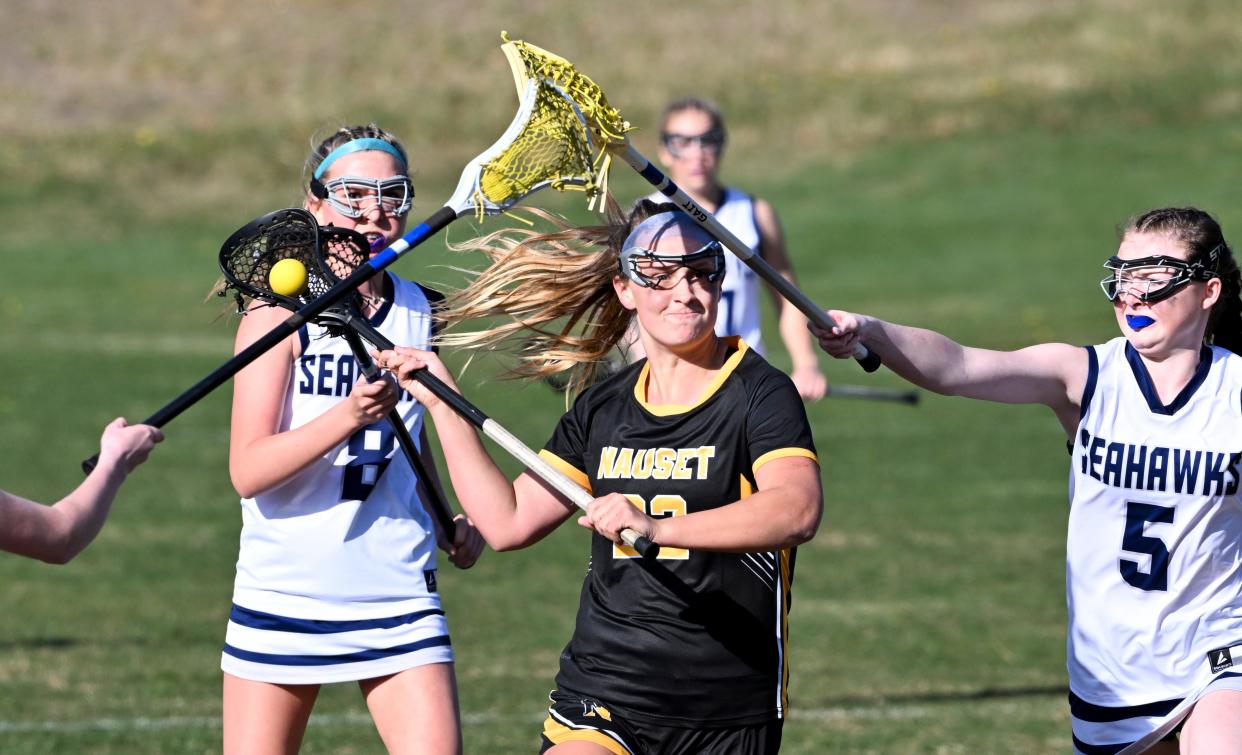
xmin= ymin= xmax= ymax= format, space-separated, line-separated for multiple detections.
xmin=216 ymin=209 xmax=460 ymax=539
xmin=497 ymin=35 xmax=880 ymax=371
xmin=81 ymin=39 xmax=633 ymax=476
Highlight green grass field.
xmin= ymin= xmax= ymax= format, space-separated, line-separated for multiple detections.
xmin=3 ymin=1 xmax=1242 ymax=752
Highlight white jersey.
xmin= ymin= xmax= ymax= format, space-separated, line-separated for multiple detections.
xmin=1067 ymin=337 xmax=1242 ymax=748
xmin=646 ymin=188 xmax=764 ymax=353
xmin=223 ymin=273 xmax=453 ymax=684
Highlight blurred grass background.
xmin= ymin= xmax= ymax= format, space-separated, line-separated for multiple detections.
xmin=3 ymin=0 xmax=1242 ymax=752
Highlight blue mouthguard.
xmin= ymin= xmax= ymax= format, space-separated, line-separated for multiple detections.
xmin=1126 ymin=315 xmax=1156 ymax=331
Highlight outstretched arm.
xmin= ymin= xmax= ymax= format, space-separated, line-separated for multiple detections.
xmin=0 ymin=418 xmax=163 ymax=564
xmin=755 ymin=198 xmax=827 ymax=401
xmin=812 ymin=310 xmax=1087 ymax=421
xmin=376 ymin=347 xmax=577 ymax=551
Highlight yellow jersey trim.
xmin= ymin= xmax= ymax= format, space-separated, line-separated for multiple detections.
xmin=753 ymin=447 xmax=819 ymax=477
xmin=633 ymin=336 xmax=749 ymax=417
xmin=740 ymin=473 xmax=755 ymax=498
xmin=542 ymin=716 xmax=631 ymax=755
xmin=537 ymin=450 xmax=592 ymax=493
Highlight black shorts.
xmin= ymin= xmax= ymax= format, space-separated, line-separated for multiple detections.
xmin=539 ymin=688 xmax=783 ymax=755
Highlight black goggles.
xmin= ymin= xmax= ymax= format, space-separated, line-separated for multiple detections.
xmin=1099 ymin=251 xmax=1219 ymax=304
xmin=619 ymin=241 xmax=726 ymax=289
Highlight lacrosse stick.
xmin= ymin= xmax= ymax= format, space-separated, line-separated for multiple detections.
xmin=496 ymin=35 xmax=881 ymax=373
xmin=827 ymin=384 xmax=920 ymax=405
xmin=214 ymin=208 xmax=458 ymax=539
xmin=316 ymin=221 xmax=659 ymax=559
xmin=338 ymin=319 xmax=461 ymax=540
xmin=81 ymin=42 xmax=615 ymax=472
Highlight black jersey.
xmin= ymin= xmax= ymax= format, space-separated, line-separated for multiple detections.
xmin=540 ymin=338 xmax=818 ymax=727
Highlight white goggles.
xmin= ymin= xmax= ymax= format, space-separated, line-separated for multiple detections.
xmin=319 ymin=175 xmax=413 ymax=218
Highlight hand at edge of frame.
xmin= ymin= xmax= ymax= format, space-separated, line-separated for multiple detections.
xmin=96 ymin=418 xmax=165 ymax=475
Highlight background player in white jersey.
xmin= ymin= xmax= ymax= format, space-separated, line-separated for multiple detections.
xmin=223 ymin=125 xmax=484 ymax=755
xmin=0 ymin=418 xmax=161 ymax=563
xmin=814 ymin=206 xmax=1242 ymax=755
xmin=626 ymin=96 xmax=827 ymax=401
xmin=376 ymin=200 xmax=823 ymax=755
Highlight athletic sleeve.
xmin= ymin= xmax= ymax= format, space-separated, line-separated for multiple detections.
xmin=746 ymin=371 xmax=818 ymax=475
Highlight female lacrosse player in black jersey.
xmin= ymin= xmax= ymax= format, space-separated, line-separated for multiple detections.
xmin=376 ymin=200 xmax=823 ymax=755
xmin=623 ymin=97 xmax=827 ymax=402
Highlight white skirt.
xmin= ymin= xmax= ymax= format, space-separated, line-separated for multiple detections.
xmin=1071 ymin=651 xmax=1242 ymax=755
xmin=220 ymin=602 xmax=454 ymax=685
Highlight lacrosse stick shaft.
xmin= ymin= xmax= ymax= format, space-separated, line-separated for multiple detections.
xmin=826 ymin=384 xmax=920 ymax=405
xmin=166 ymin=204 xmax=457 ymax=428
xmin=340 ymin=326 xmax=460 ymax=540
xmin=417 ymin=372 xmax=658 ymax=559
xmin=341 ymin=315 xmax=658 ymax=559
xmin=617 ymin=144 xmax=881 ymax=372
xmin=81 ymin=206 xmax=459 ymax=474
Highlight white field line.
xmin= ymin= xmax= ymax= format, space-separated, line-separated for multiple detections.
xmin=0 ymin=332 xmax=234 ymax=358
xmin=0 ymin=698 xmax=1057 ymax=735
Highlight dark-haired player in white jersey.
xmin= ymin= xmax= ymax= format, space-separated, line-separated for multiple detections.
xmin=815 ymin=207 xmax=1242 ymax=755
xmin=378 ymin=201 xmax=823 ymax=755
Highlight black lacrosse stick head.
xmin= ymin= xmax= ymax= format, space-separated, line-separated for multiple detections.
xmin=218 ymin=208 xmax=334 ymax=311
xmin=311 ymin=224 xmax=375 ymax=337
xmin=317 ymin=224 xmax=373 ymax=289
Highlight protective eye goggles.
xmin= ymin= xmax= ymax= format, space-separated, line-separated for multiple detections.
xmin=311 ymin=175 xmax=414 ymax=219
xmin=619 ymin=241 xmax=726 ymax=290
xmin=660 ymin=129 xmax=726 ymax=156
xmin=1099 ymin=251 xmax=1218 ymax=304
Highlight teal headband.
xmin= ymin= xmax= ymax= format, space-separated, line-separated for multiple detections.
xmin=313 ymin=138 xmax=407 ymax=179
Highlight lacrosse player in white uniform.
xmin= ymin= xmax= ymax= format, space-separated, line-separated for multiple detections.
xmin=632 ymin=96 xmax=827 ymax=401
xmin=223 ymin=125 xmax=483 ymax=755
xmin=815 ymin=206 xmax=1242 ymax=755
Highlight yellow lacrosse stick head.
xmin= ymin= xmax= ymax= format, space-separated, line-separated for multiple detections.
xmin=469 ymin=34 xmax=633 ymax=216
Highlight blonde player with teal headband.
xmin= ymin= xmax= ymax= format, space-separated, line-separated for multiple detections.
xmin=377 ymin=199 xmax=823 ymax=755
xmin=222 ymin=124 xmax=484 ymax=755
xmin=816 ymin=207 xmax=1242 ymax=755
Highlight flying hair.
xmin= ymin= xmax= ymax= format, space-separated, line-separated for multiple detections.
xmin=436 ymin=199 xmax=677 ymax=394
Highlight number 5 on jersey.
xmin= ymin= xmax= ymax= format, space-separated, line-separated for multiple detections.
xmin=1120 ymin=501 xmax=1172 ymax=592
xmin=613 ymin=494 xmax=689 ymax=560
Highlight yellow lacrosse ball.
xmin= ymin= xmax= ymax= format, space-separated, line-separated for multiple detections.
xmin=269 ymin=258 xmax=308 ymax=297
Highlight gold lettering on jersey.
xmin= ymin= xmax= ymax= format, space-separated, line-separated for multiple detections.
xmin=653 ymin=448 xmax=676 ymax=479
xmin=632 ymin=448 xmax=654 ymax=479
xmin=596 ymin=446 xmax=716 ymax=480
xmin=609 ymin=447 xmax=634 ymax=478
